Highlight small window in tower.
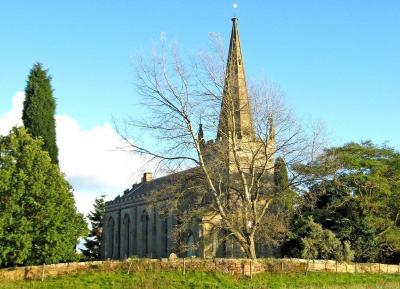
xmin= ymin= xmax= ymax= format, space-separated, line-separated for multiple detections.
xmin=238 ymin=59 xmax=242 ymax=65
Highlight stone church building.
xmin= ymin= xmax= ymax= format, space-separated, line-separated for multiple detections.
xmin=102 ymin=17 xmax=275 ymax=260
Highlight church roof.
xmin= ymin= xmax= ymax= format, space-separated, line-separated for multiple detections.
xmin=109 ymin=173 xmax=174 ymax=203
xmin=106 ymin=169 xmax=196 ymax=208
xmin=217 ymin=17 xmax=254 ymax=140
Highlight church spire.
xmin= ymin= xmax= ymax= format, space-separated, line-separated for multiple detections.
xmin=217 ymin=17 xmax=254 ymax=140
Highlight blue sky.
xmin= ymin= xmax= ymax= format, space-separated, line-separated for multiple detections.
xmin=1 ymin=0 xmax=399 ymax=149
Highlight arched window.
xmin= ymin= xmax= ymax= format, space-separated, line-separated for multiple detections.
xmin=152 ymin=210 xmax=157 ymax=256
xmin=160 ymin=215 xmax=168 ymax=257
xmin=187 ymin=231 xmax=196 ymax=257
xmin=216 ymin=229 xmax=226 ymax=257
xmin=107 ymin=217 xmax=115 ymax=259
xmin=141 ymin=210 xmax=149 ymax=257
xmin=123 ymin=214 xmax=130 ymax=258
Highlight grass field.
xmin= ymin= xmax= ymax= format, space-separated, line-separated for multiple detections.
xmin=1 ymin=270 xmax=400 ymax=289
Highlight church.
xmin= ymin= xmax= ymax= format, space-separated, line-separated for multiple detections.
xmin=102 ymin=17 xmax=276 ymax=260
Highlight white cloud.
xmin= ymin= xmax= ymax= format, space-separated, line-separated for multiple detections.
xmin=0 ymin=91 xmax=24 ymax=135
xmin=1 ymin=92 xmax=152 ymax=216
xmin=56 ymin=114 xmax=154 ymax=214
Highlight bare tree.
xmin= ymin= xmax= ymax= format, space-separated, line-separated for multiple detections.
xmin=120 ymin=34 xmax=323 ymax=259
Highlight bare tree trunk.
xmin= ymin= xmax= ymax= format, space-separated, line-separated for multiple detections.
xmin=249 ymin=238 xmax=257 ymax=259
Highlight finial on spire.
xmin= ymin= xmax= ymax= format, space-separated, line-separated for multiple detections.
xmin=197 ymin=122 xmax=205 ymax=147
xmin=198 ymin=115 xmax=204 ymax=142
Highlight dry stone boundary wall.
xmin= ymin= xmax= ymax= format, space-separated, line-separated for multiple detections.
xmin=1 ymin=258 xmax=399 ymax=281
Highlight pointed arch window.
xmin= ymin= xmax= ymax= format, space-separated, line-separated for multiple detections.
xmin=123 ymin=214 xmax=130 ymax=258
xmin=160 ymin=215 xmax=168 ymax=257
xmin=107 ymin=217 xmax=115 ymax=259
xmin=216 ymin=229 xmax=227 ymax=257
xmin=141 ymin=210 xmax=149 ymax=257
xmin=187 ymin=231 xmax=196 ymax=258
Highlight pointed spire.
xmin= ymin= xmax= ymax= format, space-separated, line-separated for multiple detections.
xmin=198 ymin=123 xmax=204 ymax=144
xmin=217 ymin=17 xmax=254 ymax=140
xmin=268 ymin=115 xmax=275 ymax=142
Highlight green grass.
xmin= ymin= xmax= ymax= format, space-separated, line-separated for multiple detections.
xmin=1 ymin=270 xmax=400 ymax=289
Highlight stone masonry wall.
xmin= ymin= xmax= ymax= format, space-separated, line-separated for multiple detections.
xmin=1 ymin=258 xmax=399 ymax=281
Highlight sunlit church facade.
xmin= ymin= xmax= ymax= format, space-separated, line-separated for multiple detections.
xmin=102 ymin=18 xmax=275 ymax=259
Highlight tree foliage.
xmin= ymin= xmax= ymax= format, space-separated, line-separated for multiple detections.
xmin=82 ymin=196 xmax=106 ymax=260
xmin=254 ymin=157 xmax=299 ymax=251
xmin=273 ymin=157 xmax=299 ymax=211
xmin=283 ymin=216 xmax=354 ymax=261
xmin=0 ymin=127 xmax=87 ymax=267
xmin=274 ymin=157 xmax=289 ymax=193
xmin=22 ymin=63 xmax=59 ymax=164
xmin=291 ymin=141 xmax=400 ymax=263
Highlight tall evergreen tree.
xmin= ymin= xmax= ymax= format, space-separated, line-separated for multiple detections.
xmin=274 ymin=157 xmax=289 ymax=193
xmin=273 ymin=157 xmax=298 ymax=211
xmin=0 ymin=127 xmax=87 ymax=267
xmin=22 ymin=63 xmax=59 ymax=164
xmin=82 ymin=196 xmax=106 ymax=260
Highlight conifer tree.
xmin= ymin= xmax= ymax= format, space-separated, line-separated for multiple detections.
xmin=82 ymin=196 xmax=106 ymax=260
xmin=274 ymin=157 xmax=289 ymax=193
xmin=22 ymin=63 xmax=59 ymax=164
xmin=0 ymin=127 xmax=87 ymax=267
xmin=273 ymin=157 xmax=298 ymax=212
